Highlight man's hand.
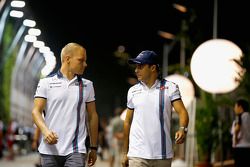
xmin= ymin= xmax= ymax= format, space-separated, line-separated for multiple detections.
xmin=175 ymin=130 xmax=186 ymax=144
xmin=233 ymin=123 xmax=241 ymax=145
xmin=122 ymin=153 xmax=129 ymax=167
xmin=88 ymin=150 xmax=97 ymax=166
xmin=43 ymin=130 xmax=58 ymax=145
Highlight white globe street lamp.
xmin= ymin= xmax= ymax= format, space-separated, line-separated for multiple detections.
xmin=190 ymin=39 xmax=244 ymax=94
xmin=165 ymin=74 xmax=195 ymax=108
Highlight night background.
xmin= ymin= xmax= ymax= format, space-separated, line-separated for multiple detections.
xmin=25 ymin=0 xmax=250 ymax=117
xmin=1 ymin=0 xmax=250 ymax=166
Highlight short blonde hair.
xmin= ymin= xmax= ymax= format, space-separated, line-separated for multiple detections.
xmin=60 ymin=42 xmax=85 ymax=62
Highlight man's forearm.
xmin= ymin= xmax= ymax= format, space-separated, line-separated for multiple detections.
xmin=32 ymin=109 xmax=48 ymax=135
xmin=88 ymin=112 xmax=99 ymax=146
xmin=123 ymin=121 xmax=130 ymax=154
xmin=179 ymin=109 xmax=189 ymax=128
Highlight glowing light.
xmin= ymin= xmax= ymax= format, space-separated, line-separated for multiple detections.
xmin=158 ymin=30 xmax=175 ymax=40
xmin=165 ymin=74 xmax=195 ymax=108
xmin=24 ymin=34 xmax=37 ymax=42
xmin=41 ymin=52 xmax=56 ymax=77
xmin=23 ymin=19 xmax=36 ymax=27
xmin=11 ymin=1 xmax=25 ymax=8
xmin=28 ymin=28 xmax=41 ymax=36
xmin=33 ymin=40 xmax=44 ymax=48
xmin=39 ymin=46 xmax=50 ymax=53
xmin=173 ymin=3 xmax=187 ymax=13
xmin=190 ymin=39 xmax=244 ymax=94
xmin=10 ymin=10 xmax=23 ymax=18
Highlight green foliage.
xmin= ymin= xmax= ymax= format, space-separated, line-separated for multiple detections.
xmin=235 ymin=53 xmax=250 ymax=100
xmin=2 ymin=22 xmax=14 ymax=55
xmin=0 ymin=22 xmax=15 ymax=123
xmin=2 ymin=49 xmax=17 ymax=121
xmin=195 ymin=90 xmax=219 ymax=162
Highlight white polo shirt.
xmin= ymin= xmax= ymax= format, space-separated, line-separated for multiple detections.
xmin=127 ymin=79 xmax=181 ymax=159
xmin=34 ymin=71 xmax=95 ymax=156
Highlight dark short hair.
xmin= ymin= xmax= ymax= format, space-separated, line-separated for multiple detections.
xmin=236 ymin=98 xmax=249 ymax=112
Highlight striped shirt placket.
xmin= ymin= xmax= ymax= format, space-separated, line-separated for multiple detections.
xmin=159 ymin=79 xmax=166 ymax=158
xmin=72 ymin=77 xmax=84 ymax=152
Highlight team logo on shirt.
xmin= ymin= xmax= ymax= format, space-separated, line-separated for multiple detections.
xmin=132 ymin=89 xmax=142 ymax=95
xmin=156 ymin=86 xmax=168 ymax=89
xmin=49 ymin=82 xmax=62 ymax=88
xmin=75 ymin=82 xmax=87 ymax=87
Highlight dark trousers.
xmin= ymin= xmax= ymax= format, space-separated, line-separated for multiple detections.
xmin=40 ymin=152 xmax=87 ymax=167
xmin=233 ymin=147 xmax=250 ymax=167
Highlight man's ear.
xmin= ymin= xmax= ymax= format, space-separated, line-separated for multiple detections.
xmin=61 ymin=54 xmax=70 ymax=63
xmin=151 ymin=64 xmax=157 ymax=71
xmin=65 ymin=55 xmax=71 ymax=63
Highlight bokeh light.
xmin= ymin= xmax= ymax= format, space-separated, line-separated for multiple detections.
xmin=190 ymin=39 xmax=244 ymax=94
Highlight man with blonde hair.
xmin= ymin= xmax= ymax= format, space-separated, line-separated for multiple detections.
xmin=32 ymin=42 xmax=99 ymax=167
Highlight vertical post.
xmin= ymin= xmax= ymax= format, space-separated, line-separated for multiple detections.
xmin=162 ymin=44 xmax=169 ymax=78
xmin=180 ymin=19 xmax=187 ymax=72
xmin=162 ymin=39 xmax=177 ymax=78
xmin=213 ymin=0 xmax=223 ymax=165
xmin=180 ymin=35 xmax=186 ymax=71
xmin=185 ymin=98 xmax=197 ymax=166
xmin=213 ymin=0 xmax=218 ymax=39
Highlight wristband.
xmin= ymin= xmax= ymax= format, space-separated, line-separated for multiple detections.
xmin=179 ymin=126 xmax=188 ymax=133
xmin=90 ymin=146 xmax=98 ymax=151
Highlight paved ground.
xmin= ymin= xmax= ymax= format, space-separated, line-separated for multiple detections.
xmin=0 ymin=152 xmax=110 ymax=167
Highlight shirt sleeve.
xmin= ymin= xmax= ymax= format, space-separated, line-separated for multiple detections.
xmin=127 ymin=87 xmax=134 ymax=109
xmin=242 ymin=113 xmax=250 ymax=140
xmin=86 ymin=81 xmax=95 ymax=102
xmin=34 ymin=78 xmax=47 ymax=99
xmin=169 ymin=82 xmax=181 ymax=101
xmin=230 ymin=121 xmax=235 ymax=135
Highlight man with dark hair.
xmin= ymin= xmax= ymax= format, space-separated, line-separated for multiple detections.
xmin=231 ymin=98 xmax=250 ymax=167
xmin=122 ymin=50 xmax=189 ymax=167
